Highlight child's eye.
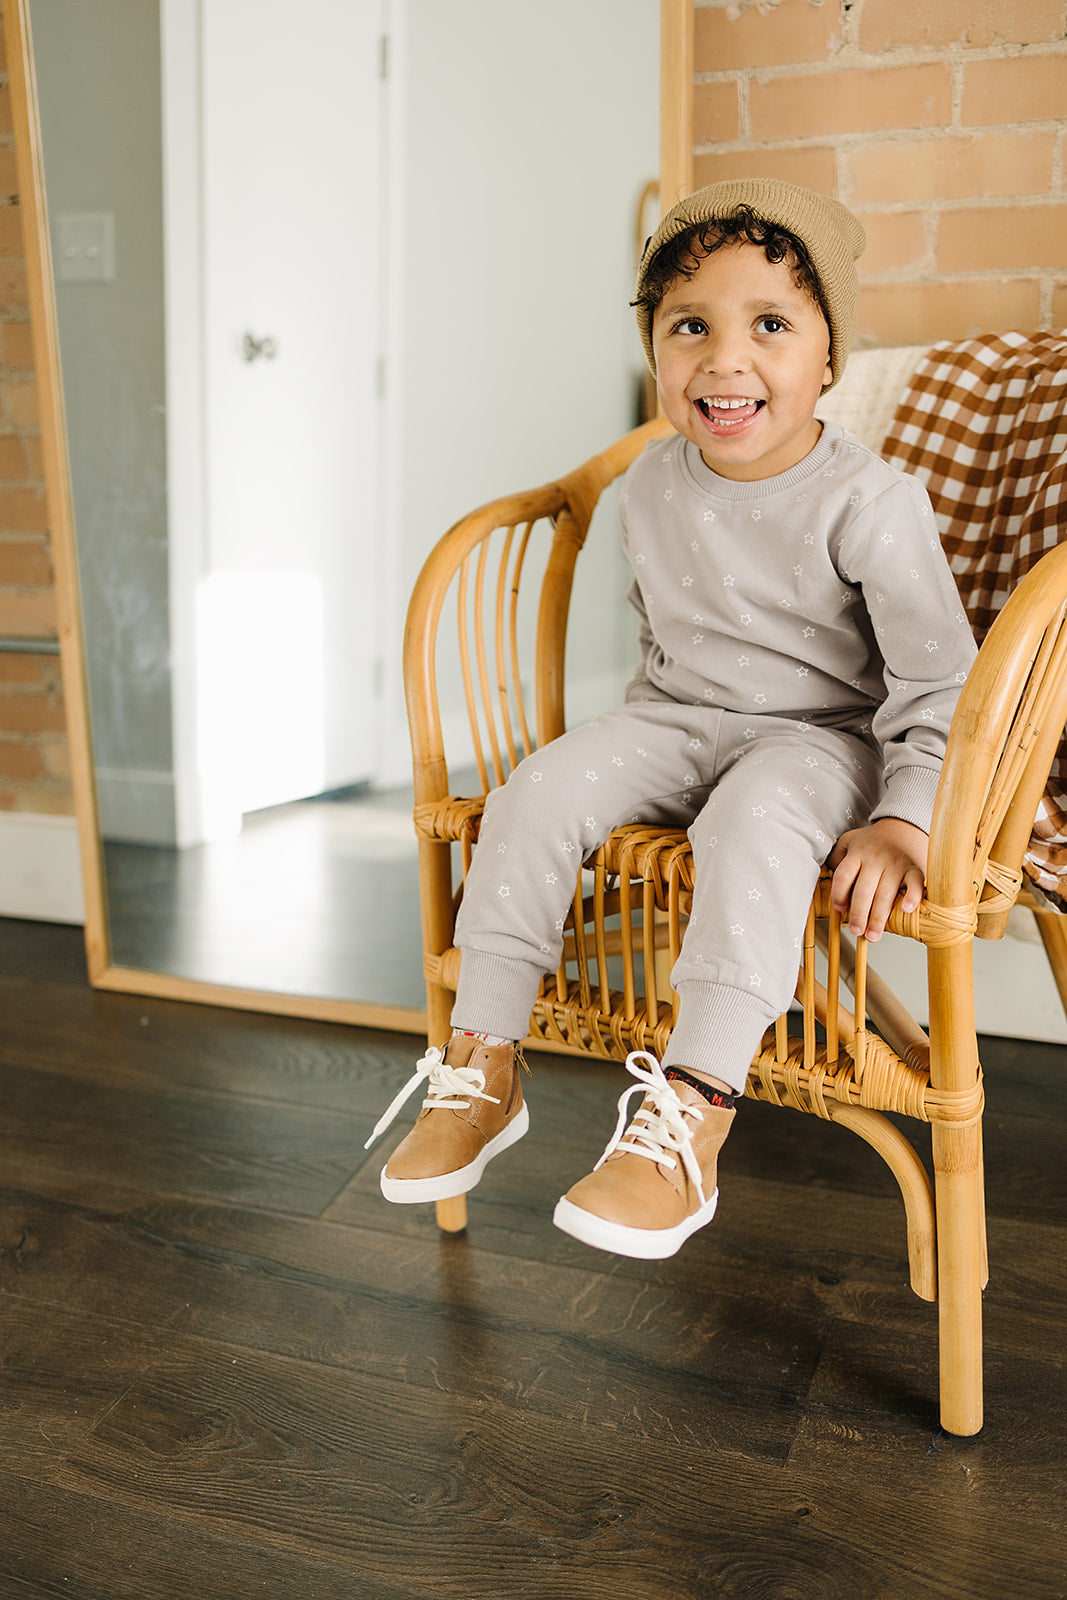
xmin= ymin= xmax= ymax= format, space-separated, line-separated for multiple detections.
xmin=756 ymin=316 xmax=788 ymax=334
xmin=674 ymin=317 xmax=707 ymax=336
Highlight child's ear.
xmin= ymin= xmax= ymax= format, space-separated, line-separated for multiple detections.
xmin=822 ymin=358 xmax=833 ymax=390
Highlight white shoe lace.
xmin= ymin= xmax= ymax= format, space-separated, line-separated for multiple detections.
xmin=594 ymin=1051 xmax=707 ymax=1203
xmin=363 ymin=1045 xmax=501 ymax=1150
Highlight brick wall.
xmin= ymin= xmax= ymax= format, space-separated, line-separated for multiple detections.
xmin=0 ymin=15 xmax=71 ymax=816
xmin=693 ymin=0 xmax=1067 ymax=346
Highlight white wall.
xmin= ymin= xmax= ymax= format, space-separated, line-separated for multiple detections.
xmin=378 ymin=0 xmax=661 ymax=785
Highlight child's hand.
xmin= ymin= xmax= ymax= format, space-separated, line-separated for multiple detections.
xmin=827 ymin=817 xmax=929 ymax=942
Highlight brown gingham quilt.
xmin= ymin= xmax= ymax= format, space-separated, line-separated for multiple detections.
xmin=881 ymin=330 xmax=1067 ymax=911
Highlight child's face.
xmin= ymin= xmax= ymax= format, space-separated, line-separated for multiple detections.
xmin=651 ymin=239 xmax=833 ymax=482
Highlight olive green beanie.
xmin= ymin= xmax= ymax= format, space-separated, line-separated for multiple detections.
xmin=635 ymin=178 xmax=866 ymax=390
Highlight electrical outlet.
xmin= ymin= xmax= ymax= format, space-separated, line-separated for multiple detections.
xmin=55 ymin=212 xmax=116 ymax=284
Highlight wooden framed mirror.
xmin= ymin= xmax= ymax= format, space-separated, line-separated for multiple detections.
xmin=4 ymin=0 xmax=690 ymax=1029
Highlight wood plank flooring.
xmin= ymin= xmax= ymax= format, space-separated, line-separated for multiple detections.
xmin=1 ymin=917 xmax=1064 ymax=1598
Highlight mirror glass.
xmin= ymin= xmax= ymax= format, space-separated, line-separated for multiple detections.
xmin=29 ymin=0 xmax=659 ymax=1015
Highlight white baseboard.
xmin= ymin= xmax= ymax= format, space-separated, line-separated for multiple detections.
xmin=0 ymin=812 xmax=86 ymax=925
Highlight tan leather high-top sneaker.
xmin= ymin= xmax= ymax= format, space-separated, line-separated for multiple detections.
xmin=553 ymin=1051 xmax=734 ymax=1259
xmin=364 ymin=1035 xmax=529 ymax=1204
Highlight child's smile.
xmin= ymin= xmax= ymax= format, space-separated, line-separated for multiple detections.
xmin=651 ymin=240 xmax=833 ymax=482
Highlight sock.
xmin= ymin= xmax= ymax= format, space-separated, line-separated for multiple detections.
xmin=665 ymin=1066 xmax=737 ymax=1109
xmin=453 ymin=1028 xmax=511 ymax=1047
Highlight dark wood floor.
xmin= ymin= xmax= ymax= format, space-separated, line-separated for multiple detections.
xmin=1 ymin=917 xmax=1064 ymax=1599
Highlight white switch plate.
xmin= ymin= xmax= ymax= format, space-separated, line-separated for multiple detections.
xmin=55 ymin=211 xmax=116 ymax=284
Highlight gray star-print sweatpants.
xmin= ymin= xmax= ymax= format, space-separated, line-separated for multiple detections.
xmin=451 ymin=700 xmax=883 ymax=1093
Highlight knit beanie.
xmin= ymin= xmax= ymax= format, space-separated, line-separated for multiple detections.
xmin=635 ymin=178 xmax=866 ymax=389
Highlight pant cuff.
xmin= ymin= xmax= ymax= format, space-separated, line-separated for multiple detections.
xmin=663 ymin=981 xmax=778 ymax=1095
xmin=451 ymin=950 xmax=546 ymax=1042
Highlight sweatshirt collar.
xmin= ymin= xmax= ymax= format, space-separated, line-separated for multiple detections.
xmin=680 ymin=420 xmax=842 ymax=502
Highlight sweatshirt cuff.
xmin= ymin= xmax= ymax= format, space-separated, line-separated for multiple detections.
xmin=870 ymin=765 xmax=942 ymax=833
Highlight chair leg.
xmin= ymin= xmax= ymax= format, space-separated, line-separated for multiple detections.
xmin=931 ymin=1120 xmax=985 ymax=1436
xmin=1034 ymin=908 xmax=1067 ymax=1022
xmin=435 ymin=1195 xmax=468 ymax=1232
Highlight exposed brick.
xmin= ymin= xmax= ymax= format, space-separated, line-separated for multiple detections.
xmin=695 ymin=0 xmax=838 ymax=73
xmin=0 ymin=692 xmax=66 ymax=733
xmin=0 ymin=432 xmax=25 ymax=477
xmin=845 ymin=131 xmax=1056 ymax=206
xmin=693 ymin=145 xmax=837 ymax=193
xmin=42 ymin=738 xmax=71 ymax=781
xmin=2 ymin=785 xmax=75 ymax=815
xmin=858 ymin=212 xmax=930 ymax=275
xmin=693 ymin=79 xmax=739 ymax=146
xmin=0 ymin=738 xmax=46 ymax=780
xmin=0 ymin=201 xmax=22 ymax=257
xmin=0 ymin=144 xmax=17 ymax=201
xmin=1 ymin=377 xmax=36 ymax=426
xmin=0 ymin=258 xmax=26 ymax=306
xmin=963 ymin=53 xmax=1067 ymax=128
xmin=0 ymin=319 xmax=32 ymax=368
xmin=751 ymin=64 xmax=952 ymax=142
xmin=938 ymin=204 xmax=1067 ymax=272
xmin=20 ymin=433 xmax=42 ymax=477
xmin=0 ymin=586 xmax=56 ymax=634
xmin=860 ymin=0 xmax=1065 ymax=53
xmin=0 ymin=651 xmax=49 ymax=686
xmin=0 ymin=485 xmax=47 ymax=530
xmin=1052 ymin=282 xmax=1067 ymax=328
xmin=856 ymin=278 xmax=1043 ymax=346
xmin=0 ymin=536 xmax=50 ymax=583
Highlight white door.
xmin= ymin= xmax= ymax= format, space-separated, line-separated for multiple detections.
xmin=196 ymin=0 xmax=384 ymax=829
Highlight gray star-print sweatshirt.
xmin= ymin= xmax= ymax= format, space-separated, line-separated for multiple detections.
xmin=620 ymin=421 xmax=977 ymax=832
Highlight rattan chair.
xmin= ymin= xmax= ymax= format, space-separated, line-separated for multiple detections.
xmin=404 ymin=395 xmax=1067 ymax=1439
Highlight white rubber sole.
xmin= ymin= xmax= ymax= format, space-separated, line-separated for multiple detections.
xmin=379 ymin=1103 xmax=530 ymax=1204
xmin=552 ymin=1187 xmax=719 ymax=1260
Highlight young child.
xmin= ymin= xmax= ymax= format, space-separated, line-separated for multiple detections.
xmin=366 ymin=178 xmax=976 ymax=1261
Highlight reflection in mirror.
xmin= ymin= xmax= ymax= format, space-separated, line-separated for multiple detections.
xmin=28 ymin=0 xmax=659 ymax=1017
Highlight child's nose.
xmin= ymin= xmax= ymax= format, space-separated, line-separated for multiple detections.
xmin=702 ymin=330 xmax=750 ymax=373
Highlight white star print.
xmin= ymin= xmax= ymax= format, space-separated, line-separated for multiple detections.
xmin=752 ymin=805 xmax=767 ymax=817
xmin=704 ymin=509 xmax=715 ymax=522
xmin=876 ymin=592 xmax=885 ymax=604
xmin=793 ymin=564 xmax=803 ymax=576
xmin=955 ymin=672 xmax=967 ymax=684
xmin=636 ymin=747 xmax=647 ymax=757
xmin=704 ymin=687 xmax=715 ymax=700
xmin=744 ymin=727 xmax=757 ymax=738
xmin=804 ymin=785 xmax=815 ymax=796
xmin=688 ymin=737 xmax=702 ymax=749
xmin=925 ymin=640 xmax=940 ymax=652
xmin=682 ymin=575 xmax=693 ymax=588
xmin=778 ymin=786 xmax=791 ymax=797
xmin=910 ymin=569 xmax=919 ymax=580
xmin=778 ymin=600 xmax=793 ymax=609
xmin=708 ymin=836 xmax=719 ymax=848
xmin=740 ymin=613 xmax=752 ymax=625
xmin=664 ymin=489 xmax=673 ymax=501
xmin=546 ymin=872 xmax=558 ymax=884
xmin=796 ymin=666 xmax=809 ymax=677
xmin=849 ymin=493 xmax=861 ymax=507
xmin=816 ymin=829 xmax=827 ymax=845
xmin=692 ymin=633 xmax=704 ymax=644
xmin=751 ymin=509 xmax=762 ymax=521
xmin=690 ymin=541 xmax=701 ymax=553
xmin=635 ymin=553 xmax=646 ymax=564
xmin=498 ymin=884 xmax=511 ymax=898
xmin=749 ymin=974 xmax=762 ymax=987
xmin=754 ymin=693 xmax=767 ymax=704
xmin=531 ymin=771 xmax=543 ymax=782
xmin=738 ymin=655 xmax=750 ymax=667
xmin=768 ymin=856 xmax=781 ymax=868
xmin=586 ymin=770 xmax=598 ymax=781
xmin=562 ymin=841 xmax=575 ymax=853
xmin=921 ymin=708 xmax=935 ymax=720
xmin=804 ymin=533 xmax=815 ymax=545
xmin=723 ymin=574 xmax=735 ymax=587
xmin=498 ymin=842 xmax=507 ymax=853
xmin=662 ymin=451 xmax=672 ymax=462
xmin=585 ymin=817 xmax=596 ymax=828
xmin=803 ymin=626 xmax=816 ymax=638
xmin=691 ymin=613 xmax=703 ymax=625
xmin=612 ymin=756 xmax=624 ymax=766
xmin=540 ymin=943 xmax=551 ymax=954
xmin=882 ymin=531 xmax=894 ymax=545
xmin=555 ymin=918 xmax=565 ymax=931
xmin=748 ymin=889 xmax=762 ymax=902
xmin=730 ymin=923 xmax=744 ymax=936
xmin=805 ymin=756 xmax=820 ymax=768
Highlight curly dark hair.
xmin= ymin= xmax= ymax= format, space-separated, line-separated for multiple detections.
xmin=634 ymin=205 xmax=827 ymax=328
